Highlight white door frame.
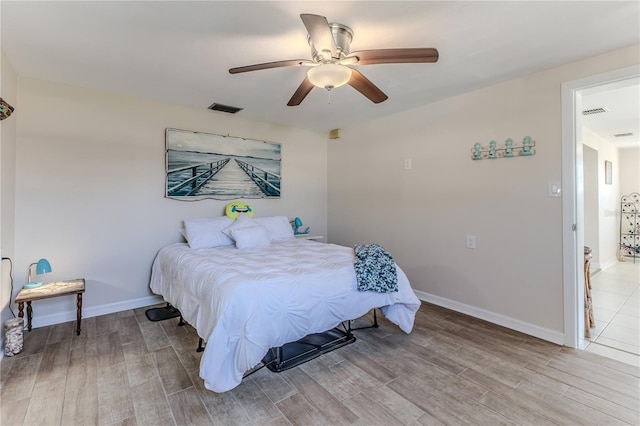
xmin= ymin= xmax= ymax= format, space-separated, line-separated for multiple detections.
xmin=561 ymin=64 xmax=640 ymax=348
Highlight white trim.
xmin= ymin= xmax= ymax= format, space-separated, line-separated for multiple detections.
xmin=561 ymin=65 xmax=640 ymax=349
xmin=600 ymin=258 xmax=619 ymax=271
xmin=28 ymin=295 xmax=163 ymax=329
xmin=561 ymin=81 xmax=580 ymax=348
xmin=413 ymin=290 xmax=564 ymax=345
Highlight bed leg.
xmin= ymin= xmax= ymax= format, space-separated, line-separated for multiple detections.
xmin=347 ymin=320 xmax=354 ymax=338
xmin=178 ymin=315 xmax=186 ymax=326
xmin=196 ymin=338 xmax=205 ymax=352
xmin=351 ymin=308 xmax=379 ymax=331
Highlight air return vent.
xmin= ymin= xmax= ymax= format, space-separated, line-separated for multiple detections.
xmin=613 ymin=132 xmax=634 ymax=138
xmin=582 ymin=107 xmax=608 ymax=115
xmin=208 ymin=103 xmax=243 ymax=114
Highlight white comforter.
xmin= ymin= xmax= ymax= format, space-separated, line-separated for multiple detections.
xmin=149 ymin=239 xmax=421 ymax=392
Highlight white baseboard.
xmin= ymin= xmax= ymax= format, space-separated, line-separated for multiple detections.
xmin=413 ymin=290 xmax=565 ymax=345
xmin=600 ymin=258 xmax=619 ymax=271
xmin=2 ymin=291 xmax=565 ymax=363
xmin=0 ymin=295 xmax=163 ymax=363
xmin=28 ymin=295 xmax=164 ymax=330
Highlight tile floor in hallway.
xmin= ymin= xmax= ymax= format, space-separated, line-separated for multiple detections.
xmin=584 ymin=259 xmax=640 ymax=367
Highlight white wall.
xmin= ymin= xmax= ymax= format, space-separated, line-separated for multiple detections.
xmin=6 ymin=42 xmax=639 ymax=342
xmin=14 ymin=77 xmax=328 ymax=327
xmin=583 ymin=128 xmax=621 ymax=269
xmin=328 ymin=44 xmax=639 ymax=343
xmin=583 ymin=145 xmax=600 ymax=268
xmin=619 ymin=147 xmax=640 ymax=196
xmin=1 ymin=50 xmax=18 ymax=327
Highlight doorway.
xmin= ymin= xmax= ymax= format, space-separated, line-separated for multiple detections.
xmin=561 ymin=64 xmax=640 ymax=350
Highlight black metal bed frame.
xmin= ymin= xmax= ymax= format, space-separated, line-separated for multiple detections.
xmin=182 ymin=308 xmax=380 ymax=378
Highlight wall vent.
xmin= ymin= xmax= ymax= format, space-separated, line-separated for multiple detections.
xmin=613 ymin=132 xmax=634 ymax=138
xmin=582 ymin=107 xmax=608 ymax=115
xmin=208 ymin=103 xmax=243 ymax=114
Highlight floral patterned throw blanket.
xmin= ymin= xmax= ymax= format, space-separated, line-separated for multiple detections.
xmin=354 ymin=244 xmax=398 ymax=293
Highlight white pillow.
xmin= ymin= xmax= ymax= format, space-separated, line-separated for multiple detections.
xmin=222 ymin=213 xmax=255 ymax=238
xmin=184 ymin=217 xmax=234 ymax=249
xmin=254 ymin=216 xmax=295 ymax=241
xmin=230 ymin=225 xmax=271 ymax=250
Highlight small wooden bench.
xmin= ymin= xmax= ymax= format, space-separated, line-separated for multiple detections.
xmin=15 ymin=278 xmax=85 ymax=335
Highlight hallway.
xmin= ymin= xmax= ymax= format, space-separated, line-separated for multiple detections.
xmin=584 ymin=260 xmax=640 ymax=367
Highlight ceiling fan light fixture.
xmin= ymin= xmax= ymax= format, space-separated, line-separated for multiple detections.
xmin=307 ymin=63 xmax=352 ymax=91
xmin=229 ymin=14 xmax=438 ymax=106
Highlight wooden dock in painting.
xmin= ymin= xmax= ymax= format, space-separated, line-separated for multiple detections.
xmin=235 ymin=159 xmax=281 ymax=197
xmin=166 ymin=157 xmax=280 ymax=197
xmin=166 ymin=159 xmax=230 ymax=196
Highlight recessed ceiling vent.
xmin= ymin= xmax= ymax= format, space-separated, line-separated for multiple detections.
xmin=208 ymin=103 xmax=243 ymax=114
xmin=613 ymin=132 xmax=634 ymax=138
xmin=582 ymin=107 xmax=609 ymax=115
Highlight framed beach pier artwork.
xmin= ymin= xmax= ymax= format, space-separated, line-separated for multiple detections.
xmin=165 ymin=128 xmax=281 ymax=200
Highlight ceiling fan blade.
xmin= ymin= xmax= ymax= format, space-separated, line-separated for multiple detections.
xmin=287 ymin=77 xmax=315 ymax=106
xmin=345 ymin=48 xmax=439 ymax=65
xmin=229 ymin=59 xmax=312 ymax=74
xmin=348 ymin=69 xmax=388 ymax=104
xmin=300 ymin=14 xmax=337 ymax=59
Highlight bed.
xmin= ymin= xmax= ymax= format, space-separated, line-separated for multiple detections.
xmin=149 ymin=207 xmax=421 ymax=392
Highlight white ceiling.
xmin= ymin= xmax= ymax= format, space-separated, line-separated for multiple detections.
xmin=2 ymin=1 xmax=639 ymax=141
xmin=582 ymin=78 xmax=640 ymax=149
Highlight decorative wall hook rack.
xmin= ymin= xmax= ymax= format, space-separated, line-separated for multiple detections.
xmin=0 ymin=98 xmax=15 ymax=121
xmin=471 ymin=136 xmax=535 ymax=160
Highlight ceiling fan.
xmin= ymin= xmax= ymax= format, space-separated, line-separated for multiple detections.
xmin=229 ymin=13 xmax=439 ymax=106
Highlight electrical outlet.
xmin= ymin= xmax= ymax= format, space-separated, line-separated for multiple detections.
xmin=404 ymin=158 xmax=412 ymax=170
xmin=466 ymin=235 xmax=476 ymax=249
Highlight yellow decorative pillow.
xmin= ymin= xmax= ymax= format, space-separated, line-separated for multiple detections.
xmin=225 ymin=201 xmax=254 ymax=219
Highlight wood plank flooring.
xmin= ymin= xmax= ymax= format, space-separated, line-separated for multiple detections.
xmin=1 ymin=302 xmax=638 ymax=425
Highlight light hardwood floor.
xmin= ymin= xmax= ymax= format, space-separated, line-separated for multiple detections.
xmin=1 ymin=302 xmax=639 ymax=425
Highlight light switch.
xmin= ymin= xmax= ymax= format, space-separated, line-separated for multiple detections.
xmin=466 ymin=235 xmax=476 ymax=249
xmin=548 ymin=181 xmax=561 ymax=197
